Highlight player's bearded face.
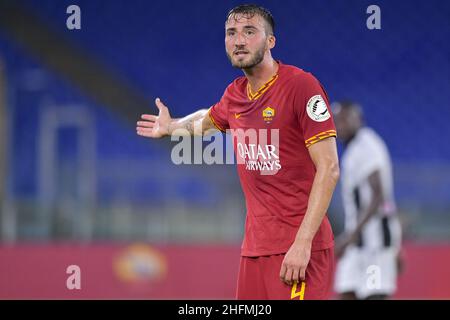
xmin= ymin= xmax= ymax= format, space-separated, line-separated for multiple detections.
xmin=227 ymin=41 xmax=267 ymax=69
xmin=225 ymin=15 xmax=270 ymax=69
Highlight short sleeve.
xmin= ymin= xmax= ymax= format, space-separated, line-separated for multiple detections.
xmin=295 ymin=73 xmax=337 ymax=147
xmin=209 ymin=85 xmax=231 ymax=132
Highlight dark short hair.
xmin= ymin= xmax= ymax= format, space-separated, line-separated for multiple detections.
xmin=332 ymin=100 xmax=364 ymax=119
xmin=226 ymin=4 xmax=275 ymax=35
xmin=334 ymin=100 xmax=360 ymax=111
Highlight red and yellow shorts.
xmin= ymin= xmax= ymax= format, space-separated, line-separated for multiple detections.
xmin=236 ymin=248 xmax=334 ymax=300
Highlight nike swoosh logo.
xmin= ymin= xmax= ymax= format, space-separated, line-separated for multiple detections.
xmin=235 ymin=113 xmax=241 ymax=119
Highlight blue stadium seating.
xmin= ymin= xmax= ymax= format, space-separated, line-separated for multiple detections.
xmin=1 ymin=0 xmax=449 ymax=207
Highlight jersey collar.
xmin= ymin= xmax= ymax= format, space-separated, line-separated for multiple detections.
xmin=246 ymin=61 xmax=281 ymax=101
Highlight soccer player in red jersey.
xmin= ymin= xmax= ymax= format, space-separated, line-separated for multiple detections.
xmin=136 ymin=4 xmax=340 ymax=300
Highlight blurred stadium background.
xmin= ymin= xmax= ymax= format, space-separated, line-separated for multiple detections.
xmin=0 ymin=0 xmax=449 ymax=299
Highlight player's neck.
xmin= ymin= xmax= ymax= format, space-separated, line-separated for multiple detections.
xmin=243 ymin=57 xmax=278 ymax=94
xmin=344 ymin=127 xmax=362 ymax=146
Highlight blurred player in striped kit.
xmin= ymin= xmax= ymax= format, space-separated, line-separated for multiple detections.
xmin=333 ymin=101 xmax=403 ymax=300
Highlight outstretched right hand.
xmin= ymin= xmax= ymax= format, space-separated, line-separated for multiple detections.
xmin=136 ymin=98 xmax=172 ymax=138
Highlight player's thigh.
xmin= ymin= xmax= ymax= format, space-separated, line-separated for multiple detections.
xmin=236 ymin=256 xmax=267 ymax=300
xmin=258 ymin=254 xmax=292 ymax=300
xmin=357 ymin=248 xmax=398 ymax=299
xmin=303 ymin=247 xmax=335 ymax=299
xmin=334 ymin=246 xmax=362 ymax=296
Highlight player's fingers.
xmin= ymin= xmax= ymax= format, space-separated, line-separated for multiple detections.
xmin=136 ymin=127 xmax=154 ymax=135
xmin=299 ymin=266 xmax=306 ymax=281
xmin=136 ymin=127 xmax=154 ymax=132
xmin=137 ymin=121 xmax=155 ymax=128
xmin=155 ymin=97 xmax=167 ymax=110
xmin=284 ymin=268 xmax=293 ymax=286
xmin=136 ymin=129 xmax=154 ymax=138
xmin=279 ymin=263 xmax=287 ymax=283
xmin=136 ymin=128 xmax=154 ymax=136
xmin=292 ymin=268 xmax=300 ymax=284
xmin=136 ymin=126 xmax=154 ymax=133
xmin=141 ymin=114 xmax=157 ymax=121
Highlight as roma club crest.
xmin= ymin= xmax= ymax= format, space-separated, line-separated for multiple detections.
xmin=262 ymin=106 xmax=275 ymax=124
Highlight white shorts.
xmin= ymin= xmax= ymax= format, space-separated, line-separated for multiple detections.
xmin=334 ymin=245 xmax=399 ymax=299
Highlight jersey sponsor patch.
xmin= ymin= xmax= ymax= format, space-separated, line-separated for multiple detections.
xmin=306 ymin=95 xmax=330 ymax=122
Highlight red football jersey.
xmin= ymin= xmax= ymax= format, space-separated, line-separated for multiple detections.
xmin=209 ymin=61 xmax=337 ymax=257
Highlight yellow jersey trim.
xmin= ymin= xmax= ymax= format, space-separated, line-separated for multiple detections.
xmin=305 ymin=130 xmax=337 ymax=148
xmin=208 ymin=108 xmax=226 ymax=132
xmin=247 ymin=74 xmax=279 ymax=101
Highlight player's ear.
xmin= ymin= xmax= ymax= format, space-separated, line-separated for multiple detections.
xmin=268 ymin=34 xmax=276 ymax=49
